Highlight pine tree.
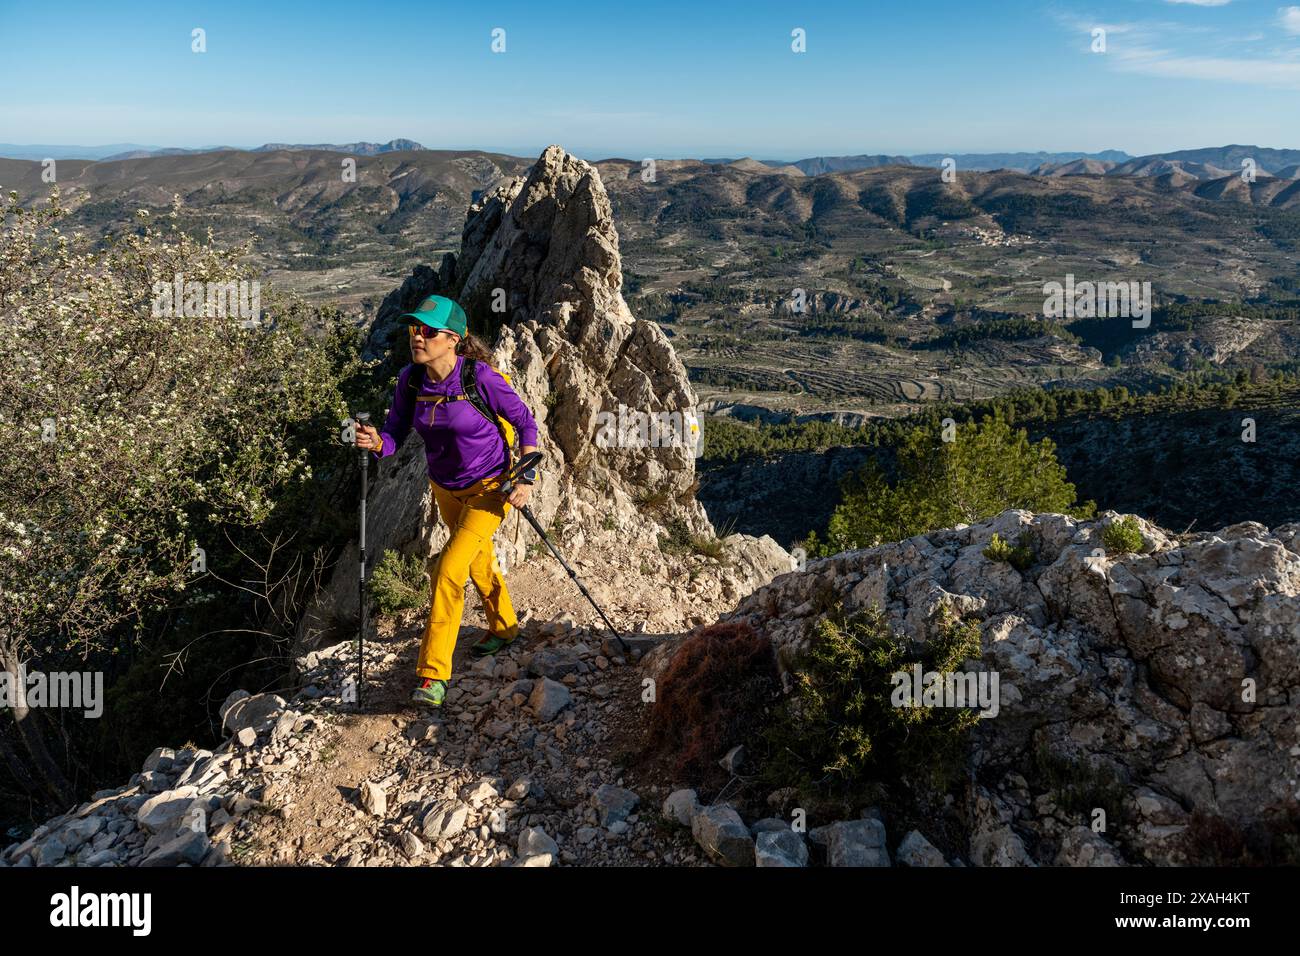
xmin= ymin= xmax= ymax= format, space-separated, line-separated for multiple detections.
xmin=811 ymin=414 xmax=1094 ymax=555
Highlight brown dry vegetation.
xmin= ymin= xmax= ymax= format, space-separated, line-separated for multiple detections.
xmin=644 ymin=621 xmax=779 ymax=785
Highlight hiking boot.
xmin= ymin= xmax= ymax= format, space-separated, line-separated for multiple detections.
xmin=469 ymin=633 xmax=516 ymax=658
xmin=410 ymin=678 xmax=447 ymax=708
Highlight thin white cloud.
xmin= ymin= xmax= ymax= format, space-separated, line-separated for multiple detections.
xmin=1165 ymin=0 xmax=1232 ymax=7
xmin=1110 ymin=42 xmax=1300 ymax=88
xmin=1055 ymin=8 xmax=1300 ymax=90
xmin=1051 ymin=12 xmax=1216 ymax=43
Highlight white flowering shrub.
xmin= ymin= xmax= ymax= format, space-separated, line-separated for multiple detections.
xmin=0 ymin=190 xmax=364 ymax=803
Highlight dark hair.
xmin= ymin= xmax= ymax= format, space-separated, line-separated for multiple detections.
xmin=454 ymin=330 xmax=495 ymax=365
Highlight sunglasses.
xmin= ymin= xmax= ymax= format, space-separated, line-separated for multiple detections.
xmin=408 ymin=323 xmax=456 ymax=340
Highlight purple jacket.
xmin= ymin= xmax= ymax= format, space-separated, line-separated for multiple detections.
xmin=373 ymin=357 xmax=539 ymax=490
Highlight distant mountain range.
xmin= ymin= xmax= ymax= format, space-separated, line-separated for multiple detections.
xmin=778 ymin=154 xmax=914 ymax=176
xmin=0 ymin=143 xmax=183 ymax=161
xmin=908 ymin=150 xmax=1133 ymax=172
xmin=3 ymin=141 xmax=1298 ymax=180
xmin=0 ymin=139 xmax=427 ymax=162
xmin=251 ymin=139 xmax=425 ymax=157
xmin=697 ymin=146 xmax=1300 ymax=179
xmin=5 ymin=145 xmax=1298 ymax=331
xmin=1033 ymin=145 xmax=1300 ymax=180
xmin=699 ymin=151 xmax=1133 ymax=175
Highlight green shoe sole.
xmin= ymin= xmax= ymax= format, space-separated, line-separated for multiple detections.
xmin=410 ymin=680 xmax=447 ymax=708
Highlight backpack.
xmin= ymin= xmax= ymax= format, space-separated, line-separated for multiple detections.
xmin=405 ymin=358 xmax=516 ymax=474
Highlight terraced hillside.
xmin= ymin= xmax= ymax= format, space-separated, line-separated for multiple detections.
xmin=597 ymin=159 xmax=1300 ymax=420
xmin=5 ymin=149 xmax=1298 ymax=420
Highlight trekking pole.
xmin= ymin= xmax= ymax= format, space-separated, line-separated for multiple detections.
xmin=356 ymin=412 xmax=371 ymax=710
xmin=498 ymin=453 xmax=631 ymax=656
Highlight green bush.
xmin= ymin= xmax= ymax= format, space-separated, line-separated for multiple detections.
xmin=633 ymin=485 xmax=672 ymax=513
xmin=368 ymin=549 xmax=429 ymax=615
xmin=1102 ymin=516 xmax=1144 ymax=555
xmin=983 ymin=533 xmax=1014 ymax=562
xmin=810 ymin=413 xmax=1094 ymax=556
xmin=1 ymin=189 xmax=364 ymax=814
xmin=690 ymin=535 xmax=727 ymax=562
xmin=761 ymin=605 xmax=982 ymax=793
xmin=983 ymin=532 xmax=1035 ymax=571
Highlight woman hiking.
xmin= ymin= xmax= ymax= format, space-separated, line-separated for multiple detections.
xmin=355 ymin=295 xmax=539 ymax=709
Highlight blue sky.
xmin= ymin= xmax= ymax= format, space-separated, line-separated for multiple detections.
xmin=0 ymin=0 xmax=1296 ymax=158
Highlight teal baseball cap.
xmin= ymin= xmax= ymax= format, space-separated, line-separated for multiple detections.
xmin=402 ymin=295 xmax=468 ymax=336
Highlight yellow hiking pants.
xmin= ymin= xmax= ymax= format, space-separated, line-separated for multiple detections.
xmin=417 ymin=473 xmax=519 ymax=681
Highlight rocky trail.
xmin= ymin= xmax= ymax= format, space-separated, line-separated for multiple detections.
xmin=2 ymin=540 xmax=781 ymax=869
xmin=232 ymin=553 xmax=711 ymax=868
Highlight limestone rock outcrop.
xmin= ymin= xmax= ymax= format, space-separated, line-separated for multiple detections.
xmin=708 ymin=509 xmax=1300 ymax=865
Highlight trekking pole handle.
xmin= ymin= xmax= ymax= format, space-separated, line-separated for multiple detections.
xmin=354 ymin=412 xmax=378 ymax=457
xmin=498 ymin=450 xmax=544 ymax=499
